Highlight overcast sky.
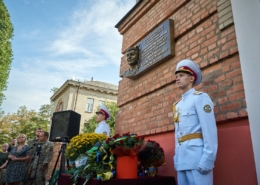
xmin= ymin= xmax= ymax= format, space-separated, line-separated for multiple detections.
xmin=1 ymin=0 xmax=135 ymax=114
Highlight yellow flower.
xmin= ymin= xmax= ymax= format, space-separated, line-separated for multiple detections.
xmin=65 ymin=132 xmax=108 ymax=160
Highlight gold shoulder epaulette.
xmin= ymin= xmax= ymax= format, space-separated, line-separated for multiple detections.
xmin=173 ymin=100 xmax=180 ymax=123
xmin=173 ymin=101 xmax=179 ymax=105
xmin=194 ymin=91 xmax=203 ymax=95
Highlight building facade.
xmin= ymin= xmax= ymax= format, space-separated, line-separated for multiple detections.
xmin=115 ymin=0 xmax=260 ymax=184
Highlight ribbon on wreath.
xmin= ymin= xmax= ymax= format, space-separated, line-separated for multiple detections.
xmin=97 ymin=172 xmax=114 ymax=181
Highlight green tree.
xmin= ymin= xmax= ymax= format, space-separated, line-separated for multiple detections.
xmin=0 ymin=112 xmax=16 ymax=144
xmin=14 ymin=106 xmax=50 ymax=140
xmin=0 ymin=0 xmax=14 ymax=106
xmin=0 ymin=105 xmax=52 ymax=144
xmin=0 ymin=88 xmax=56 ymax=144
xmin=83 ymin=101 xmax=118 ymax=136
xmin=50 ymin=87 xmax=59 ymax=94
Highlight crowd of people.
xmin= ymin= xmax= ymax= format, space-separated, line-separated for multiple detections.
xmin=0 ymin=104 xmax=111 ymax=185
xmin=0 ymin=128 xmax=54 ymax=185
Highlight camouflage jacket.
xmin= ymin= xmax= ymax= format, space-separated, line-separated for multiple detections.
xmin=31 ymin=141 xmax=54 ymax=171
xmin=27 ymin=138 xmax=39 ymax=147
xmin=27 ymin=138 xmax=39 ymax=155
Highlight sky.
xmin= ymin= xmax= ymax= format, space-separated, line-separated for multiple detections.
xmin=1 ymin=0 xmax=135 ymax=114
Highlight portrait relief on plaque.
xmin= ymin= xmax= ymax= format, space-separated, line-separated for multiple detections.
xmin=122 ymin=46 xmax=140 ymax=78
xmin=121 ymin=19 xmax=175 ymax=79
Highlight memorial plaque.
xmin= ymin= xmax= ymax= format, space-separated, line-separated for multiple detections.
xmin=122 ymin=19 xmax=175 ymax=79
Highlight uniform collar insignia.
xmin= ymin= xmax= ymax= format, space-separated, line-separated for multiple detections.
xmin=194 ymin=91 xmax=203 ymax=95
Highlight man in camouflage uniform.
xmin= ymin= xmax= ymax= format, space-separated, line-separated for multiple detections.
xmin=29 ymin=131 xmax=53 ymax=185
xmin=27 ymin=128 xmax=43 ymax=147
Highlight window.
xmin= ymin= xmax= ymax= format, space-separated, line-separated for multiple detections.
xmin=99 ymin=100 xmax=105 ymax=107
xmin=58 ymin=102 xmax=63 ymax=111
xmin=86 ymin=98 xmax=94 ymax=112
xmin=55 ymin=99 xmax=64 ymax=112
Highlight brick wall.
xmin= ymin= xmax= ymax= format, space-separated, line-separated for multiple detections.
xmin=116 ymin=0 xmax=246 ymax=135
xmin=217 ymin=0 xmax=234 ymax=30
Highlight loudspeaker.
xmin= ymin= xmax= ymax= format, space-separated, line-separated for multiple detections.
xmin=49 ymin=110 xmax=81 ymax=142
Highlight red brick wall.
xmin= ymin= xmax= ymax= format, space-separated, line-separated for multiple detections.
xmin=115 ymin=0 xmax=258 ymax=184
xmin=116 ymin=0 xmax=246 ymax=135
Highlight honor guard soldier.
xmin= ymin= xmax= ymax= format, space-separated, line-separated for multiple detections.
xmin=173 ymin=59 xmax=218 ymax=185
xmin=95 ymin=105 xmax=111 ymax=136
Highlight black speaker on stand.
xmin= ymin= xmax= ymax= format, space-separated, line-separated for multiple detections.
xmin=50 ymin=110 xmax=81 ymax=142
xmin=49 ymin=110 xmax=81 ymax=185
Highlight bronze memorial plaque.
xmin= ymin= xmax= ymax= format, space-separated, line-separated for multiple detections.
xmin=122 ymin=19 xmax=175 ymax=79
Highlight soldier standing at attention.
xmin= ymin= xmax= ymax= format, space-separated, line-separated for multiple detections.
xmin=173 ymin=59 xmax=218 ymax=185
xmin=29 ymin=131 xmax=53 ymax=185
xmin=95 ymin=105 xmax=111 ymax=136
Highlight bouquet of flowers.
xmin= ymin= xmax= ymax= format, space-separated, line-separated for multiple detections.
xmin=70 ymin=133 xmax=145 ymax=184
xmin=138 ymin=139 xmax=166 ymax=168
xmin=70 ymin=141 xmax=116 ymax=184
xmin=102 ymin=132 xmax=145 ymax=156
xmin=70 ymin=143 xmax=115 ymax=184
xmin=65 ymin=133 xmax=108 ymax=161
xmin=69 ymin=133 xmax=166 ymax=183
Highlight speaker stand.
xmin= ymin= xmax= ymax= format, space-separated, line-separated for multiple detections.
xmin=50 ymin=137 xmax=69 ymax=185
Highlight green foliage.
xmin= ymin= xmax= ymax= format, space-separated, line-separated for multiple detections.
xmin=0 ymin=112 xmax=14 ymax=145
xmin=82 ymin=116 xmax=96 ymax=134
xmin=0 ymin=0 xmax=14 ymax=106
xmin=83 ymin=101 xmax=118 ymax=136
xmin=69 ymin=140 xmax=115 ymax=183
xmin=17 ymin=105 xmax=51 ymax=139
xmin=0 ymin=88 xmax=56 ymax=145
xmin=103 ymin=133 xmax=144 ymax=149
xmin=50 ymin=87 xmax=59 ymax=94
xmin=0 ymin=105 xmax=52 ymax=144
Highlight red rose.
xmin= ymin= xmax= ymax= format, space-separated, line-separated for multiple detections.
xmin=113 ymin=134 xmax=120 ymax=139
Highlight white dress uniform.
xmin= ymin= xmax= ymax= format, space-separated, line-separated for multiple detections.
xmin=95 ymin=105 xmax=111 ymax=137
xmin=173 ymin=59 xmax=218 ymax=185
xmin=95 ymin=120 xmax=110 ymax=136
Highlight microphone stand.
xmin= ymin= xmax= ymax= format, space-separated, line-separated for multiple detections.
xmin=21 ymin=143 xmax=43 ymax=185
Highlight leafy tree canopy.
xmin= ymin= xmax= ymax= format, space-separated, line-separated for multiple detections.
xmin=0 ymin=87 xmax=58 ymax=148
xmin=83 ymin=101 xmax=118 ymax=136
xmin=0 ymin=0 xmax=14 ymax=106
xmin=0 ymin=105 xmax=53 ymax=147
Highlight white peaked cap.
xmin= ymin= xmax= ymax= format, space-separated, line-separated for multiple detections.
xmin=175 ymin=59 xmax=202 ymax=86
xmin=99 ymin=104 xmax=111 ymax=120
